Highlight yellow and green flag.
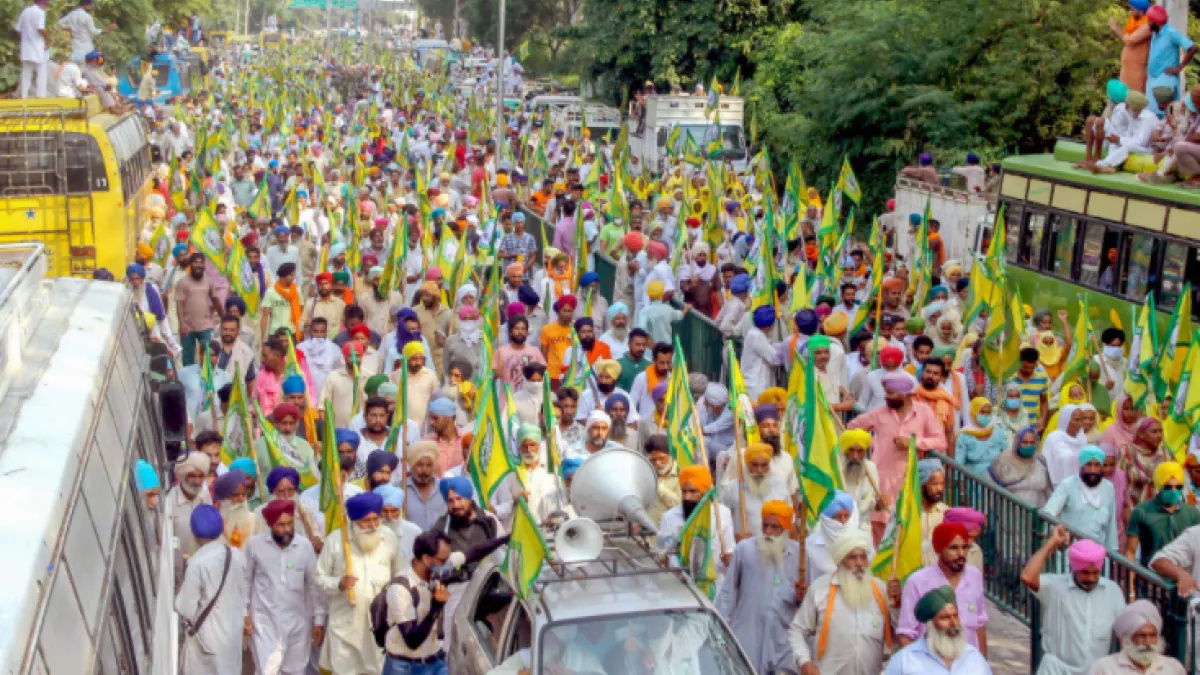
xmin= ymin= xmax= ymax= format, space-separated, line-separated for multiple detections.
xmin=799 ymin=351 xmax=845 ymax=527
xmin=872 ymin=437 xmax=923 ymax=581
xmin=319 ymin=398 xmax=344 ymax=536
xmin=1124 ymin=296 xmax=1159 ymax=412
xmin=677 ymin=487 xmax=719 ymax=599
xmin=665 ymin=335 xmax=702 ymax=468
xmin=468 ymin=378 xmax=517 ymax=508
xmin=836 ymin=156 xmax=862 ymax=204
xmin=501 ymin=496 xmax=551 ymax=598
xmin=189 ymin=207 xmax=227 ymax=274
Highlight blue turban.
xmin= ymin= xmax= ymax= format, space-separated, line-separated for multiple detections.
xmin=730 ymin=273 xmax=751 ymax=295
xmin=928 ymin=284 xmax=949 ymax=301
xmin=172 ymin=243 xmax=189 ymax=260
xmin=1130 ymin=0 xmax=1151 ymax=11
xmin=268 ymin=159 xmax=280 ymax=169
xmin=346 ymin=492 xmax=383 ymax=521
xmin=431 ymin=208 xmax=446 ymax=220
xmin=1107 ymin=78 xmax=1130 ymax=104
xmin=608 ymin=302 xmax=629 ymax=319
xmin=604 ymin=392 xmax=630 ymax=413
xmin=214 ymin=470 xmax=248 ymax=501
xmin=134 ymin=459 xmax=159 ymax=491
xmin=366 ymin=450 xmax=400 ymax=476
xmin=266 ymin=466 xmax=301 ymax=493
xmin=517 ymin=284 xmax=540 ymax=306
xmin=918 ymin=458 xmax=944 ymax=486
xmin=1080 ymin=445 xmax=1106 ymax=467
xmin=329 ymin=242 xmax=347 ymax=259
xmin=335 ymin=428 xmax=361 ymax=450
xmin=440 ymin=476 xmax=475 ymax=501
xmin=190 ymin=504 xmax=224 ymax=539
xmin=224 ymin=295 xmax=247 ymax=314
xmin=229 ymin=457 xmax=257 ymax=479
xmin=574 ymin=317 xmax=594 ymax=332
xmin=909 ymin=213 xmax=923 ymax=226
xmin=126 ymin=263 xmax=146 ymax=279
xmin=513 ymin=212 xmax=526 ymax=223
xmin=281 ymin=375 xmax=306 ymax=396
xmin=794 ymin=309 xmax=819 ymax=335
xmin=274 ymin=225 xmax=289 ymax=236
xmin=821 ymin=491 xmax=855 ymax=517
xmin=966 ymin=152 xmax=980 ymax=165
xmin=562 ymin=457 xmax=584 ymax=479
xmin=955 ymin=278 xmax=970 ymax=292
xmin=428 ymin=397 xmax=457 ymax=417
xmin=753 ymin=404 xmax=779 ymax=422
xmin=580 ymin=271 xmax=600 ymax=287
xmin=919 ymin=152 xmax=933 ymax=166
xmin=753 ymin=305 xmax=777 ymax=329
xmin=374 ymin=484 xmax=405 ymax=509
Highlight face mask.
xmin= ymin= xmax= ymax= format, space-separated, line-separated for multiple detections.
xmin=1160 ymin=487 xmax=1183 ymax=505
xmin=1017 ymin=444 xmax=1037 ymax=458
xmin=976 ymin=414 xmax=992 ymax=426
xmin=1080 ymin=472 xmax=1104 ymax=488
xmin=523 ymin=381 xmax=542 ymax=396
xmin=1005 ymin=399 xmax=1021 ymax=411
xmin=1103 ymin=345 xmax=1124 ymax=360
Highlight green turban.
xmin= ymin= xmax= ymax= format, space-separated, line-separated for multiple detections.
xmin=1126 ymin=90 xmax=1150 ymax=111
xmin=332 ymin=270 xmax=351 ymax=285
xmin=914 ymin=585 xmax=957 ymax=623
xmin=517 ymin=423 xmax=543 ymax=445
xmin=807 ymin=335 xmax=832 ymax=351
xmin=931 ymin=346 xmax=957 ymax=361
xmin=364 ymin=374 xmax=389 ymax=397
xmin=905 ymin=317 xmax=926 ymax=333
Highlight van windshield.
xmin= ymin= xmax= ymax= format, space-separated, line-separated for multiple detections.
xmin=537 ymin=610 xmax=751 ymax=674
xmin=675 ymin=124 xmax=746 ymax=160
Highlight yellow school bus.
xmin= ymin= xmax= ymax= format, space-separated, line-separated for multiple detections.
xmin=0 ymin=95 xmax=153 ymax=277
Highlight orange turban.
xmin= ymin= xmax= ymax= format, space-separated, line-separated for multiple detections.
xmin=679 ymin=465 xmax=713 ymax=492
xmin=757 ymin=387 xmax=787 ymax=409
xmin=744 ymin=442 xmax=774 ymax=464
xmin=762 ymin=500 xmax=794 ymax=528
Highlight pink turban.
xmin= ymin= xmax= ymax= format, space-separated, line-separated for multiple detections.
xmin=1067 ymin=539 xmax=1106 ymax=571
xmin=943 ymin=507 xmax=986 ymax=535
xmin=647 ymin=240 xmax=669 ymax=260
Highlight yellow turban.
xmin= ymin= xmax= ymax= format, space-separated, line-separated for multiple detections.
xmin=679 ymin=465 xmax=713 ymax=492
xmin=744 ymin=442 xmax=773 ymax=464
xmin=758 ymin=387 xmax=786 ymax=409
xmin=402 ymin=341 xmax=423 ymax=361
xmin=647 ymin=280 xmax=665 ymax=300
xmin=1154 ymin=461 xmax=1185 ymax=490
xmin=595 ymin=359 xmax=621 ymax=380
xmin=136 ymin=242 xmax=154 ymax=260
xmin=839 ymin=429 xmax=872 ymax=452
xmin=823 ymin=313 xmax=848 ymax=336
xmin=761 ymin=500 xmax=795 ymax=529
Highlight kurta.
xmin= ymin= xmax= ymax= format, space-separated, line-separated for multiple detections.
xmin=715 ymin=538 xmax=801 ymax=673
xmin=838 ymin=456 xmax=881 ymax=531
xmin=246 ymin=533 xmax=325 ymax=675
xmin=1089 ymin=654 xmax=1186 ymax=675
xmin=657 ymin=502 xmax=736 ymax=578
xmin=391 ymin=366 xmax=439 ymax=431
xmin=883 ymin=636 xmax=992 ymax=674
xmin=848 ymin=402 xmax=947 ymax=501
xmin=897 ymin=564 xmax=988 ymax=648
xmin=789 ymin=571 xmax=897 ymax=675
xmin=1042 ymin=476 xmax=1119 ymax=550
xmin=718 ymin=477 xmax=792 ymax=537
xmin=492 ymin=465 xmax=567 ymax=529
xmin=315 ymin=526 xmax=402 ymax=674
xmin=956 ymin=430 xmax=1008 ymax=476
xmin=1034 ymin=575 xmax=1126 ymax=675
xmin=175 ymin=540 xmax=250 ymax=675
xmin=740 ymin=327 xmax=781 ymax=402
xmin=318 ymin=368 xmax=362 ymax=429
xmin=170 ymin=485 xmax=213 ymax=579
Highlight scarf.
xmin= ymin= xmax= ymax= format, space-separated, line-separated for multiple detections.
xmin=395 ymin=307 xmax=422 ymax=353
xmin=274 ymin=280 xmax=302 ymax=331
xmin=645 ymin=364 xmax=668 ymax=393
xmin=548 ymin=263 xmax=574 ymax=297
xmin=914 ymin=384 xmax=959 ymax=430
xmin=251 ymin=263 xmax=267 ymax=297
xmin=1124 ymin=13 xmax=1148 ymax=35
xmin=459 ymin=319 xmax=482 ymax=347
xmin=960 ymin=397 xmax=994 ymax=440
xmin=141 ymin=283 xmax=166 ymax=322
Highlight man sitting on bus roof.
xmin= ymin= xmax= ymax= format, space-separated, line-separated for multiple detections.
xmin=81 ymin=50 xmax=132 ymax=114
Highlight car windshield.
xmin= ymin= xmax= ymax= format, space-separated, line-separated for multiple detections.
xmin=677 ymin=124 xmax=746 ymax=160
xmin=537 ymin=609 xmax=752 ymax=674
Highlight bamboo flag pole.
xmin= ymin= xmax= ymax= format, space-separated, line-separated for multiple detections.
xmin=797 ymin=499 xmax=808 ymax=583
xmin=338 ymin=471 xmax=357 ymax=606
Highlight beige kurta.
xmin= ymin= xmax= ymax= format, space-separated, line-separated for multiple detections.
xmin=319 ymin=368 xmax=363 ymax=429
xmin=315 ymin=527 xmax=402 ymax=674
xmin=1088 ymin=653 xmax=1186 ymax=674
xmin=788 ymin=571 xmax=897 ymax=675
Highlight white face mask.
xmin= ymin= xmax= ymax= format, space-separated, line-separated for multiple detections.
xmin=1103 ymin=345 xmax=1124 ymax=360
xmin=523 ymin=381 xmax=542 ymax=396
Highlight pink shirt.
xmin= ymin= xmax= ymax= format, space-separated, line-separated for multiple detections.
xmin=848 ymin=401 xmax=947 ymax=500
xmin=424 ymin=430 xmax=465 ymax=477
xmin=897 ymin=564 xmax=988 ymax=647
xmin=492 ymin=344 xmax=546 ymax=389
xmin=255 ymin=367 xmax=284 ymax=418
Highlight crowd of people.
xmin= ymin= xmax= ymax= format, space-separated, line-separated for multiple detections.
xmin=91 ymin=14 xmax=1200 ymax=675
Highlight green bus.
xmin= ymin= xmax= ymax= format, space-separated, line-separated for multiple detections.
xmin=997 ymin=140 xmax=1200 ymax=331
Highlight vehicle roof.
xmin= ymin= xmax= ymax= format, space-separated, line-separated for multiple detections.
xmin=537 ymin=569 xmax=704 ymax=622
xmin=1002 ymin=140 xmax=1200 ymax=208
xmin=0 ymin=96 xmax=103 ymax=118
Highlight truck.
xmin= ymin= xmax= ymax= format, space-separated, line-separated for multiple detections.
xmin=548 ymin=102 xmax=622 ymax=140
xmin=891 ymin=175 xmax=992 ymax=272
xmin=627 ymin=94 xmax=748 ymax=174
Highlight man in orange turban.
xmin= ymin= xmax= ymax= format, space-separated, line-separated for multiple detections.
xmin=658 ymin=464 xmax=734 ymax=570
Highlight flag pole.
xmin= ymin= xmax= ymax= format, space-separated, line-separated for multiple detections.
xmin=726 ymin=343 xmax=749 ymax=535
xmin=797 ymin=499 xmax=807 ymax=583
xmin=338 ymin=471 xmax=357 ymax=606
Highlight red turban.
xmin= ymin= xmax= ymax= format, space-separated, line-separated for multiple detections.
xmin=685 ymin=216 xmax=701 ymax=227
xmin=175 ymin=229 xmax=190 ymax=242
xmin=262 ymin=498 xmax=295 ymax=526
xmin=878 ymin=345 xmax=904 ymax=367
xmin=273 ymin=402 xmax=301 ymax=423
xmin=931 ymin=522 xmax=969 ymax=554
xmin=349 ymin=323 xmax=370 ymax=339
xmin=315 ymin=272 xmax=333 ymax=284
xmin=555 ymin=294 xmax=578 ymax=311
xmin=240 ymin=232 xmax=259 ymax=248
xmin=624 ymin=232 xmax=644 ymax=252
xmin=343 ymin=341 xmax=366 ymax=361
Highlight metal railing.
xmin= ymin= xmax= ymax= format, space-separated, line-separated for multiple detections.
xmin=933 ymin=451 xmax=1192 ymax=672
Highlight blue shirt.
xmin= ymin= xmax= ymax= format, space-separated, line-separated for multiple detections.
xmin=883 ymin=636 xmax=992 ymax=674
xmin=1042 ymin=475 xmax=1119 ymax=550
xmin=1149 ymin=24 xmax=1195 ymax=77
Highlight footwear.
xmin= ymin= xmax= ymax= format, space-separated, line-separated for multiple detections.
xmin=1094 ymin=165 xmax=1117 ymax=174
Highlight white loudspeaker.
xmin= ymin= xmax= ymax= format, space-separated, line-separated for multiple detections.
xmin=554 ymin=517 xmax=605 ymax=564
xmin=568 ymin=448 xmax=659 ymax=533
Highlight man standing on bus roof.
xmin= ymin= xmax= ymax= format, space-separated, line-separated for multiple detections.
xmin=176 ymin=504 xmax=249 ymax=675
xmin=176 ymin=253 xmax=224 ymax=367
xmin=1146 ymin=5 xmax=1197 ymax=116
xmin=57 ymin=0 xmax=114 ymax=64
xmin=15 ymin=0 xmax=50 ymax=99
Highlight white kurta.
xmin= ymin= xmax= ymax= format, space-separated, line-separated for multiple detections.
xmin=718 ymin=477 xmax=792 ymax=537
xmin=175 ymin=540 xmax=250 ymax=675
xmin=315 ymin=527 xmax=402 ymax=674
xmin=492 ymin=465 xmax=568 ymax=530
xmin=741 ymin=327 xmax=781 ymax=401
xmin=715 ymin=539 xmax=801 ymax=673
xmin=246 ymin=533 xmax=325 ymax=675
xmin=789 ymin=571 xmax=896 ymax=675
xmin=657 ymin=502 xmax=736 ymax=579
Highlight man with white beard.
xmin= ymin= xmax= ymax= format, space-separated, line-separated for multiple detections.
xmin=315 ymin=492 xmax=401 ymax=674
xmin=492 ymin=424 xmax=568 ymax=529
xmin=716 ymin=501 xmax=801 ymax=674
xmin=599 ymin=302 xmax=631 ymax=358
xmin=884 ymin=585 xmax=991 ymax=674
xmin=804 ymin=491 xmax=872 ymax=584
xmin=720 ymin=443 xmax=792 ymax=539
xmin=1089 ymin=600 xmax=1186 ymax=674
xmin=213 ymin=469 xmax=256 ymax=550
xmin=789 ymin=530 xmax=900 ymax=675
xmin=838 ymin=429 xmax=882 ymax=532
xmin=373 ymin=484 xmax=422 ymax=567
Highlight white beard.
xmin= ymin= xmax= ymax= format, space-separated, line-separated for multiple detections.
xmin=746 ymin=473 xmax=771 ymax=499
xmin=354 ymin=525 xmax=383 ymax=554
xmin=609 ymin=326 xmax=629 ymax=341
xmin=219 ymin=500 xmax=250 ymax=523
xmin=1122 ymin=637 xmax=1164 ymax=667
xmin=836 ymin=567 xmax=875 ymax=611
xmin=756 ymin=534 xmax=787 ymax=567
xmin=843 ymin=460 xmax=865 ymax=487
xmin=925 ymin=623 xmax=967 ymax=663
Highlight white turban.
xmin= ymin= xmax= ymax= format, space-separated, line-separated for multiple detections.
xmin=705 ymin=383 xmax=730 ymax=407
xmin=1112 ymin=600 xmax=1162 ymax=641
xmin=830 ymin=530 xmax=873 ymax=566
xmin=174 ymin=451 xmax=211 ymax=480
xmin=586 ymin=410 xmax=612 ymax=429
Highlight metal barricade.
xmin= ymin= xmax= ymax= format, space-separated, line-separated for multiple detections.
xmin=933 ymin=451 xmax=1192 ymax=672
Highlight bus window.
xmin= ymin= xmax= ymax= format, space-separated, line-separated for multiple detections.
xmin=1122 ymin=232 xmax=1159 ymax=300
xmin=0 ymin=131 xmax=106 ymax=195
xmin=1004 ymin=204 xmax=1021 ymax=264
xmin=1047 ymin=214 xmax=1079 ymax=280
xmin=1160 ymin=241 xmax=1189 ymax=311
xmin=1079 ymin=221 xmax=1120 ymax=292
xmin=1019 ymin=211 xmax=1047 ymax=269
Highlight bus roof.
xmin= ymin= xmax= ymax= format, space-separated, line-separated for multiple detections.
xmin=0 ymin=95 xmax=104 ymax=119
xmin=1001 ymin=140 xmax=1200 ymax=209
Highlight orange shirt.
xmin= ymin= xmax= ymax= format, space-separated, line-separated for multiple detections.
xmin=539 ymin=321 xmax=574 ymax=378
xmin=586 ymin=340 xmax=613 ymax=365
xmin=529 ymin=190 xmax=551 ymax=214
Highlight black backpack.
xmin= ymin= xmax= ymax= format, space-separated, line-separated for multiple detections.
xmin=369 ymin=576 xmax=420 ymax=649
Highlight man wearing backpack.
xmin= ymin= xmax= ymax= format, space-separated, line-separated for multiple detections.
xmin=380 ymin=530 xmax=453 ymax=674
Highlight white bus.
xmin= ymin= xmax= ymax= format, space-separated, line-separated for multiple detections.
xmin=0 ymin=244 xmax=175 ymax=675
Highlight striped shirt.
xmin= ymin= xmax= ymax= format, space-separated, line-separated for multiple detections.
xmin=1006 ymin=366 xmax=1050 ymax=417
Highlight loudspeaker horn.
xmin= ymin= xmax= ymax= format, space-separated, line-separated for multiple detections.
xmin=554 ymin=517 xmax=605 ymax=564
xmin=568 ymin=448 xmax=659 ymax=533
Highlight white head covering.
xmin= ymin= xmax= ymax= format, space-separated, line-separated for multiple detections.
xmin=705 ymin=383 xmax=730 ymax=407
xmin=586 ymin=410 xmax=612 ymax=429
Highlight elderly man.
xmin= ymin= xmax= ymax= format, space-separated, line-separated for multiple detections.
xmin=170 ymin=451 xmax=213 ymax=576
xmin=720 ymin=442 xmax=793 ymax=539
xmin=493 ymin=424 xmax=567 ymax=528
xmin=565 ymin=410 xmax=626 ymax=459
xmin=717 ymin=501 xmax=801 ymax=673
xmin=839 ymin=429 xmax=882 ymax=530
xmin=919 ymin=458 xmax=950 ymax=565
xmin=701 ymin=382 xmax=736 ymax=458
xmin=658 ymin=465 xmax=736 ymax=573
xmin=805 ymin=491 xmax=871 ymax=584
xmin=1126 ymin=461 xmax=1200 ymax=567
xmin=176 ymin=504 xmax=250 ymax=675
xmin=717 ymin=404 xmax=799 ymax=496
xmin=645 ymin=435 xmax=682 ymax=525
xmin=213 ymin=469 xmax=255 ymax=550
xmin=1090 ymin=600 xmax=1186 ymax=674
xmin=885 ymin=585 xmax=992 ymax=674
xmin=1020 ymin=525 xmax=1126 ymax=675
xmin=1043 ymin=445 xmax=1119 ymax=550
xmin=789 ymin=530 xmax=900 ymax=675
xmin=599 ymin=302 xmax=631 ymax=358
xmin=246 ymin=499 xmax=324 ymax=675
xmin=315 ymin=492 xmax=401 ymax=675
xmin=253 ymin=402 xmax=319 ymax=489
xmin=898 ymin=523 xmax=989 ymax=654
xmin=374 ymin=484 xmax=422 ymax=566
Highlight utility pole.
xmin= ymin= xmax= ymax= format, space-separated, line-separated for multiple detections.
xmin=495 ymin=0 xmax=506 ymax=151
